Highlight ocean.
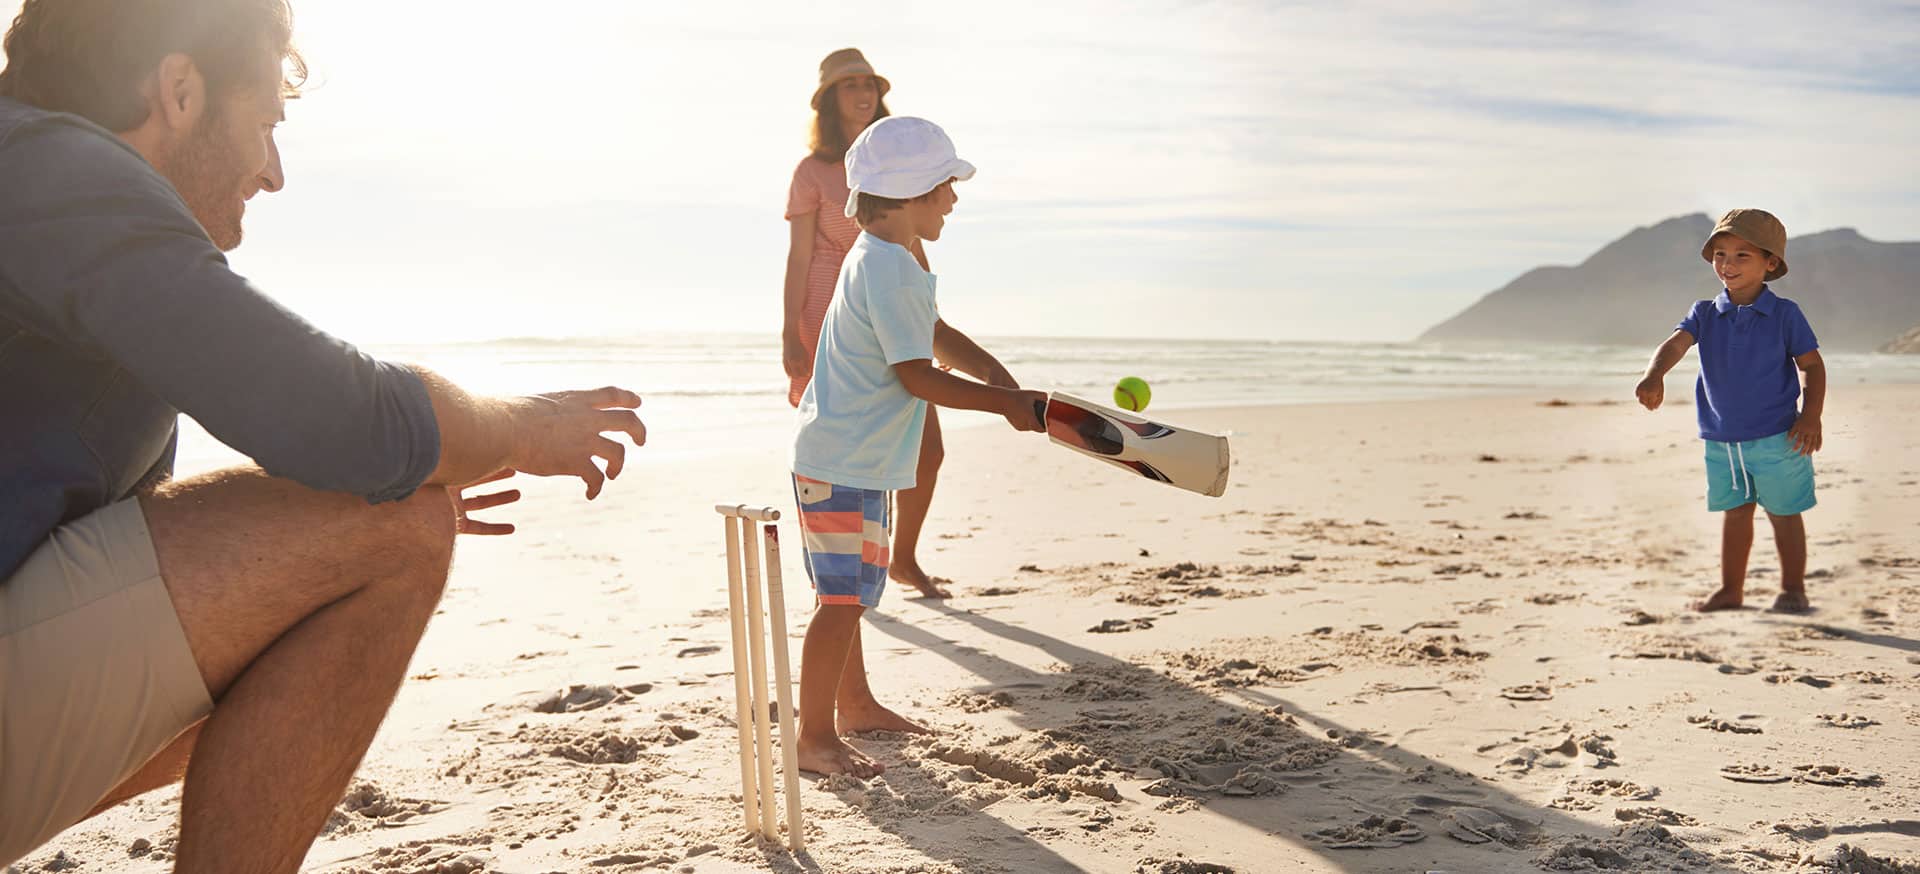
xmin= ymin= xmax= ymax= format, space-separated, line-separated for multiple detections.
xmin=172 ymin=334 xmax=1920 ymax=476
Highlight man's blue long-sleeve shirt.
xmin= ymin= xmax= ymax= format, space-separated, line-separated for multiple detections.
xmin=0 ymin=97 xmax=440 ymax=580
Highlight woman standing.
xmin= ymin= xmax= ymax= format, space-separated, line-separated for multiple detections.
xmin=784 ymin=48 xmax=996 ymax=599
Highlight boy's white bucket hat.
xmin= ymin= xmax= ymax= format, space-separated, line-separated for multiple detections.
xmin=843 ymin=116 xmax=976 ymax=219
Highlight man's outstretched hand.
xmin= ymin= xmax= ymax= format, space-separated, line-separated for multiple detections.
xmin=506 ymin=387 xmax=647 ymax=499
xmin=452 ymin=467 xmax=521 ymax=535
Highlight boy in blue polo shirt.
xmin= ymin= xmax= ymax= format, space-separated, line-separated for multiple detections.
xmin=1636 ymin=209 xmax=1827 ymax=613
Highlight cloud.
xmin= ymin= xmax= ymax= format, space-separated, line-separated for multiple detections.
xmin=3 ymin=0 xmax=1915 ymax=343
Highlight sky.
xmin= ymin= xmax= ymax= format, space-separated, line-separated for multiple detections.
xmin=4 ymin=0 xmax=1917 ymax=343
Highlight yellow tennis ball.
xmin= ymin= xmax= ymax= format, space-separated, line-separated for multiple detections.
xmin=1114 ymin=377 xmax=1151 ymax=412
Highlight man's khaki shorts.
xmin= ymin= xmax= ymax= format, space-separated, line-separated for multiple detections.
xmin=0 ymin=498 xmax=212 ymax=865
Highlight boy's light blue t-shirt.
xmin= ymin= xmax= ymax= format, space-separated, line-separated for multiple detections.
xmin=792 ymin=232 xmax=938 ymax=490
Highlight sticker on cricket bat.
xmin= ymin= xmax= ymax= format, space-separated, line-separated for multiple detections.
xmin=1038 ymin=392 xmax=1230 ymax=497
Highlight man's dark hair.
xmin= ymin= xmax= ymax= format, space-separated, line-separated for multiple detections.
xmin=0 ymin=0 xmax=307 ymax=130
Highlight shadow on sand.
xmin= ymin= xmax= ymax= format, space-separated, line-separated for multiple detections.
xmin=779 ymin=597 xmax=1754 ymax=874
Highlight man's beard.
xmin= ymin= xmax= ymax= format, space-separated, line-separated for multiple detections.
xmin=155 ymin=114 xmax=247 ymax=251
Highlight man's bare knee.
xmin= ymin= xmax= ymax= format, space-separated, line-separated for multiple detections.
xmin=145 ymin=469 xmax=459 ymax=697
xmin=375 ymin=488 xmax=456 ymax=602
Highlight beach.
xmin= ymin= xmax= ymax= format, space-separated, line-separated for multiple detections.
xmin=18 ymin=384 xmax=1919 ymax=874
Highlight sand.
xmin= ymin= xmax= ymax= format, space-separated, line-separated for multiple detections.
xmin=15 ymin=385 xmax=1920 ymax=873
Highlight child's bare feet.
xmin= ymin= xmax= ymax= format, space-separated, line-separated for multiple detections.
xmin=1692 ymin=587 xmax=1745 ymax=612
xmin=889 ymin=561 xmax=952 ymax=599
xmin=795 ymin=732 xmax=883 ymax=778
xmin=1769 ymin=589 xmax=1811 ymax=613
xmin=837 ymin=702 xmax=932 ymax=735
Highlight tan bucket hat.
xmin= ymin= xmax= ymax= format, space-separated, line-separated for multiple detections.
xmin=1701 ymin=208 xmax=1788 ymax=280
xmin=811 ymin=48 xmax=890 ymax=110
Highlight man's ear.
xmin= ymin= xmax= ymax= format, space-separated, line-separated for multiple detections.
xmin=143 ymin=53 xmax=209 ymax=133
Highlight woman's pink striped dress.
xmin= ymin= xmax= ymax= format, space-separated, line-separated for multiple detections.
xmin=785 ymin=155 xmax=862 ymax=407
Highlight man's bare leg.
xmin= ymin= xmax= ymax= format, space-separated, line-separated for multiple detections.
xmin=135 ymin=466 xmax=456 ymax=873
xmin=890 ymin=408 xmax=950 ymax=599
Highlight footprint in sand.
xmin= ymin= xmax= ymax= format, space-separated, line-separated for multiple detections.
xmin=1763 ymin=673 xmax=1836 ymax=688
xmin=1089 ymin=617 xmax=1156 ymax=633
xmin=586 ymin=853 xmax=676 ymax=868
xmin=1534 ymin=822 xmax=1714 ymax=871
xmin=531 ymin=683 xmax=651 ymax=714
xmin=1815 ymin=713 xmax=1880 ymax=729
xmin=1133 ymin=858 xmax=1235 ymax=874
xmin=1439 ymin=806 xmax=1537 ymax=847
xmin=1688 ymin=714 xmax=1763 ymax=734
xmin=512 ymin=721 xmax=694 ymax=765
xmin=1793 ymin=764 xmax=1883 ymax=787
xmin=925 ymin=741 xmax=1121 ymax=802
xmin=1500 ymin=684 xmax=1554 ymax=701
xmin=1144 ymin=759 xmax=1290 ymax=799
xmin=1306 ymin=815 xmax=1425 ymax=849
xmin=1623 ymin=635 xmax=1723 ymax=664
xmin=1551 ymin=778 xmax=1659 ymax=810
xmin=674 ymin=645 xmax=721 ymax=658
xmin=1827 ymin=844 xmax=1920 ymax=874
xmin=1719 ymin=763 xmax=1792 ymax=784
xmin=363 ymin=844 xmax=489 ymax=873
xmin=1614 ymin=806 xmax=1701 ymax=826
xmin=325 ymin=781 xmax=445 ymax=835
xmin=1503 ymin=731 xmax=1617 ymax=773
xmin=945 ymin=690 xmax=1015 ymax=712
xmin=1057 ymin=676 xmax=1149 ymax=701
xmin=1492 ymin=735 xmax=1574 ymax=774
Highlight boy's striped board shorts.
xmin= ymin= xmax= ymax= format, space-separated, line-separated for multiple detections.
xmin=790 ymin=474 xmax=892 ymax=608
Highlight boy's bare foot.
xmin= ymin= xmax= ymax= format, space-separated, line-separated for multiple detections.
xmin=1769 ymin=590 xmax=1811 ymax=613
xmin=837 ymin=702 xmax=933 ymax=735
xmin=889 ymin=561 xmax=952 ymax=599
xmin=1692 ymin=587 xmax=1745 ymax=612
xmin=795 ymin=733 xmax=883 ymax=778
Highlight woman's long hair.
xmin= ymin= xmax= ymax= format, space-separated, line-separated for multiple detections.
xmin=808 ymin=81 xmax=890 ymax=163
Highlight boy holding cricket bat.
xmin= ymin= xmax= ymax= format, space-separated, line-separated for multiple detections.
xmin=789 ymin=116 xmax=1047 ymax=776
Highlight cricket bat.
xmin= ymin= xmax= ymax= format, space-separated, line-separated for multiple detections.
xmin=1034 ymin=393 xmax=1231 ymax=497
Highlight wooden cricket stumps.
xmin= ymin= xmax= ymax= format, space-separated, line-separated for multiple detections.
xmin=716 ymin=504 xmax=804 ymax=852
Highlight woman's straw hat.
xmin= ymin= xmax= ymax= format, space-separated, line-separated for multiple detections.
xmin=812 ymin=48 xmax=890 ymax=110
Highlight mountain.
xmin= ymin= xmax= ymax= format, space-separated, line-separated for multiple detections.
xmin=1883 ymin=324 xmax=1920 ymax=354
xmin=1420 ymin=214 xmax=1920 ymax=351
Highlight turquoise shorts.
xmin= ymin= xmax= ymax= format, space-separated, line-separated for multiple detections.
xmin=1704 ymin=431 xmax=1815 ymax=516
